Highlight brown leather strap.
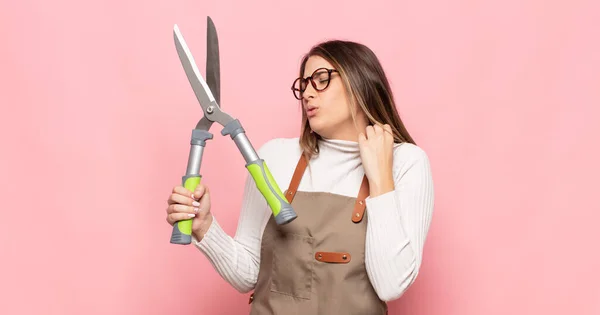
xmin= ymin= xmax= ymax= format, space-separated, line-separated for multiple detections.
xmin=285 ymin=154 xmax=308 ymax=203
xmin=351 ymin=175 xmax=370 ymax=223
xmin=315 ymin=251 xmax=351 ymax=263
xmin=286 ymin=153 xmax=370 ymax=223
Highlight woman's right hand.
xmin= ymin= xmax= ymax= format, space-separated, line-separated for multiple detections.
xmin=166 ymin=183 xmax=213 ymax=241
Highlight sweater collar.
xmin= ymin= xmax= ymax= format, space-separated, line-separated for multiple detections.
xmin=318 ymin=137 xmax=361 ymax=154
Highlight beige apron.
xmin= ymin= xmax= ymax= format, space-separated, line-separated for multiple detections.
xmin=248 ymin=154 xmax=388 ymax=315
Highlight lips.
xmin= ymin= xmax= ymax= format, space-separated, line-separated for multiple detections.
xmin=306 ymin=105 xmax=319 ymax=117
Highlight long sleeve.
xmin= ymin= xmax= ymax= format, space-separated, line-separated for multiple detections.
xmin=187 ymin=137 xmax=435 ymax=299
xmin=189 ymin=138 xmax=297 ymax=293
xmin=363 ymin=145 xmax=435 ymax=301
xmin=192 ymin=164 xmax=272 ymax=293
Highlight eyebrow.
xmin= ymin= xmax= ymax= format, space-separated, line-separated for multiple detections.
xmin=303 ymin=68 xmax=329 ymax=78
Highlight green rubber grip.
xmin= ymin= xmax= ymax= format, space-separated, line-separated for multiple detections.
xmin=246 ymin=159 xmax=297 ymax=225
xmin=170 ymin=175 xmax=201 ymax=244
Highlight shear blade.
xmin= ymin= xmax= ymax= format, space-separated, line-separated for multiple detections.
xmin=206 ymin=16 xmax=221 ymax=107
xmin=173 ymin=24 xmax=217 ymax=121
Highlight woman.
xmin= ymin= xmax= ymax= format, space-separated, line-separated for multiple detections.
xmin=165 ymin=40 xmax=435 ymax=314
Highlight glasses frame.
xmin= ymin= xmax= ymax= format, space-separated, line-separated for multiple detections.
xmin=291 ymin=67 xmax=339 ymax=100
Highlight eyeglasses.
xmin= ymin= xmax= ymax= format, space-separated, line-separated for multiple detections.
xmin=291 ymin=68 xmax=339 ymax=100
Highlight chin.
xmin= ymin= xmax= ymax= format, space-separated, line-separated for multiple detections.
xmin=308 ymin=119 xmax=325 ymax=133
xmin=309 ymin=121 xmax=334 ymax=138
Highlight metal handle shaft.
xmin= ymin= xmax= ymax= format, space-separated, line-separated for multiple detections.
xmin=170 ymin=129 xmax=213 ymax=245
xmin=222 ymin=119 xmax=297 ymax=225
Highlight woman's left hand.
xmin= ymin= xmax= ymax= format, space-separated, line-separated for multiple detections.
xmin=358 ymin=124 xmax=395 ymax=197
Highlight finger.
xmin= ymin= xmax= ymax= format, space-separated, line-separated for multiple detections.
xmin=192 ymin=183 xmax=206 ymax=201
xmin=365 ymin=125 xmax=375 ymax=138
xmin=167 ymin=192 xmax=195 ymax=206
xmin=167 ymin=186 xmax=183 ymax=205
xmin=167 ymin=203 xmax=199 ymax=215
xmin=373 ymin=124 xmax=383 ymax=135
xmin=198 ymin=185 xmax=211 ymax=212
xmin=167 ymin=212 xmax=196 ymax=225
xmin=382 ymin=124 xmax=394 ymax=141
xmin=173 ymin=185 xmax=194 ymax=199
xmin=373 ymin=124 xmax=383 ymax=137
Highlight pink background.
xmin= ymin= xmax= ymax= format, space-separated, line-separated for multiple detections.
xmin=1 ymin=0 xmax=599 ymax=314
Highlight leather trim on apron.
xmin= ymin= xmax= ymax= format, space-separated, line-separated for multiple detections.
xmin=249 ymin=154 xmax=388 ymax=315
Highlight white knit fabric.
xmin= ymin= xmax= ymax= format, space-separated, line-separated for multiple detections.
xmin=193 ymin=137 xmax=434 ymax=301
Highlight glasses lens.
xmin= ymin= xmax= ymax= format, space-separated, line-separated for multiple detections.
xmin=293 ymin=89 xmax=302 ymax=100
xmin=292 ymin=69 xmax=334 ymax=100
xmin=292 ymin=78 xmax=303 ymax=99
xmin=312 ymin=70 xmax=331 ymax=91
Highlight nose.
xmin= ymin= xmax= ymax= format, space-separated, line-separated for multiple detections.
xmin=302 ymin=80 xmax=318 ymax=100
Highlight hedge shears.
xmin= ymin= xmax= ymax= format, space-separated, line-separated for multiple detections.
xmin=170 ymin=17 xmax=297 ymax=245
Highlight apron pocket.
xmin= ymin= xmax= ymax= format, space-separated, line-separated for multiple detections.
xmin=270 ymin=232 xmax=314 ymax=300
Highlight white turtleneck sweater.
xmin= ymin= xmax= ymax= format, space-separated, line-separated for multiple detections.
xmin=193 ymin=137 xmax=434 ymax=302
